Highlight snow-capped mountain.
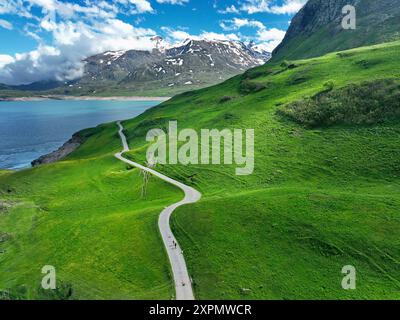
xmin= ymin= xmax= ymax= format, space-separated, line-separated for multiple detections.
xmin=68 ymin=38 xmax=271 ymax=95
xmin=246 ymin=41 xmax=272 ymax=60
xmin=1 ymin=38 xmax=271 ymax=97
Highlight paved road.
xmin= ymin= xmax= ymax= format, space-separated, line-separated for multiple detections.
xmin=115 ymin=121 xmax=201 ymax=300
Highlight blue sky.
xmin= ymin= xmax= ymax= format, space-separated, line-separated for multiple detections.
xmin=0 ymin=0 xmax=307 ymax=84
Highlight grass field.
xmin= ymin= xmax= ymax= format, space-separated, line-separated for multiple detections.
xmin=0 ymin=123 xmax=182 ymax=299
xmin=122 ymin=41 xmax=400 ymax=299
xmin=1 ymin=41 xmax=400 ymax=299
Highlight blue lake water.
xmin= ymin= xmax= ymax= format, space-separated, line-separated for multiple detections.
xmin=0 ymin=99 xmax=161 ymax=170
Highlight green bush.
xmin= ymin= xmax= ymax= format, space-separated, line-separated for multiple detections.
xmin=0 ymin=286 xmax=27 ymax=300
xmin=280 ymin=60 xmax=297 ymax=69
xmin=323 ymin=80 xmax=335 ymax=91
xmin=37 ymin=282 xmax=75 ymax=300
xmin=243 ymin=69 xmax=271 ymax=80
xmin=278 ymin=79 xmax=400 ymax=127
xmin=219 ymin=96 xmax=233 ymax=103
xmin=239 ymin=79 xmax=267 ymax=95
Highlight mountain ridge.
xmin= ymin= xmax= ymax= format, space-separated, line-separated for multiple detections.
xmin=0 ymin=39 xmax=271 ymax=97
xmin=272 ymin=0 xmax=400 ymax=61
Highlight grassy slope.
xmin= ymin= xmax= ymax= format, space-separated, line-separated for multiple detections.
xmin=0 ymin=123 xmax=182 ymax=299
xmin=120 ymin=41 xmax=400 ymax=299
xmin=1 ymin=41 xmax=400 ymax=299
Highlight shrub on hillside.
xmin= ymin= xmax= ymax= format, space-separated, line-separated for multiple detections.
xmin=37 ymin=282 xmax=74 ymax=300
xmin=323 ymin=80 xmax=335 ymax=92
xmin=280 ymin=60 xmax=290 ymax=68
xmin=278 ymin=79 xmax=400 ymax=128
xmin=287 ymin=70 xmax=312 ymax=85
xmin=219 ymin=96 xmax=233 ymax=103
xmin=280 ymin=60 xmax=297 ymax=69
xmin=243 ymin=69 xmax=271 ymax=80
xmin=239 ymin=79 xmax=267 ymax=95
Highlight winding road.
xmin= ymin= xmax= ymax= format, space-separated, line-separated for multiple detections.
xmin=115 ymin=121 xmax=201 ymax=300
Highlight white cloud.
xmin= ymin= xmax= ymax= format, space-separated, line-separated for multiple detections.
xmin=40 ymin=17 xmax=57 ymax=31
xmin=220 ymin=18 xmax=265 ymax=31
xmin=156 ymin=0 xmax=189 ymax=5
xmin=218 ymin=5 xmax=240 ymax=14
xmin=219 ymin=16 xmax=286 ymax=52
xmin=26 ymin=0 xmax=150 ymax=18
xmin=0 ymin=0 xmax=160 ymax=85
xmin=161 ymin=27 xmax=191 ymax=41
xmin=200 ymin=31 xmax=240 ymax=42
xmin=0 ymin=17 xmax=157 ymax=85
xmin=27 ymin=0 xmax=57 ymax=12
xmin=24 ymin=0 xmax=119 ymax=20
xmin=0 ymin=0 xmax=33 ymax=17
xmin=257 ymin=28 xmax=286 ymax=41
xmin=250 ymin=41 xmax=276 ymax=52
xmin=256 ymin=28 xmax=286 ymax=51
xmin=1 ymin=45 xmax=84 ymax=85
xmin=0 ymin=19 xmax=13 ymax=30
xmin=240 ymin=0 xmax=269 ymax=14
xmin=269 ymin=0 xmax=307 ymax=14
xmin=240 ymin=0 xmax=306 ymax=15
xmin=161 ymin=26 xmax=239 ymax=43
xmin=128 ymin=0 xmax=154 ymax=13
xmin=0 ymin=55 xmax=15 ymax=68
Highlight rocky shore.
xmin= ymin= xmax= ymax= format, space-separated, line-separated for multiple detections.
xmin=31 ymin=134 xmax=82 ymax=167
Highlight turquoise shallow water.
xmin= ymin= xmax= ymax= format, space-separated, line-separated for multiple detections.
xmin=0 ymin=99 xmax=160 ymax=170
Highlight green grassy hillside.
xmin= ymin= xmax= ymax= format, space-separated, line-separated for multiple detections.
xmin=122 ymin=41 xmax=400 ymax=299
xmin=0 ymin=124 xmax=182 ymax=299
xmin=1 ymin=41 xmax=400 ymax=299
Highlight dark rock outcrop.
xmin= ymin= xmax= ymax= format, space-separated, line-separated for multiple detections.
xmin=31 ymin=134 xmax=82 ymax=167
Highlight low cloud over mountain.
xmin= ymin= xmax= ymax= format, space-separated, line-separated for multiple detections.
xmin=0 ymin=0 xmax=305 ymax=85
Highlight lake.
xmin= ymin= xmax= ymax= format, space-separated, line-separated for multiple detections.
xmin=0 ymin=99 xmax=161 ymax=170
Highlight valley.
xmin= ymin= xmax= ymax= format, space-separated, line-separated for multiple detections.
xmin=1 ymin=0 xmax=400 ymax=301
xmin=1 ymin=39 xmax=399 ymax=299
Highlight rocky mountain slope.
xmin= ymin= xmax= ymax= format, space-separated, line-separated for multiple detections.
xmin=272 ymin=0 xmax=400 ymax=61
xmin=70 ymin=39 xmax=270 ymax=96
xmin=1 ymin=39 xmax=270 ymax=97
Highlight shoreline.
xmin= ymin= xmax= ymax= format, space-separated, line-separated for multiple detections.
xmin=0 ymin=95 xmax=171 ymax=102
xmin=31 ymin=134 xmax=82 ymax=167
xmin=2 ymin=96 xmax=167 ymax=169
